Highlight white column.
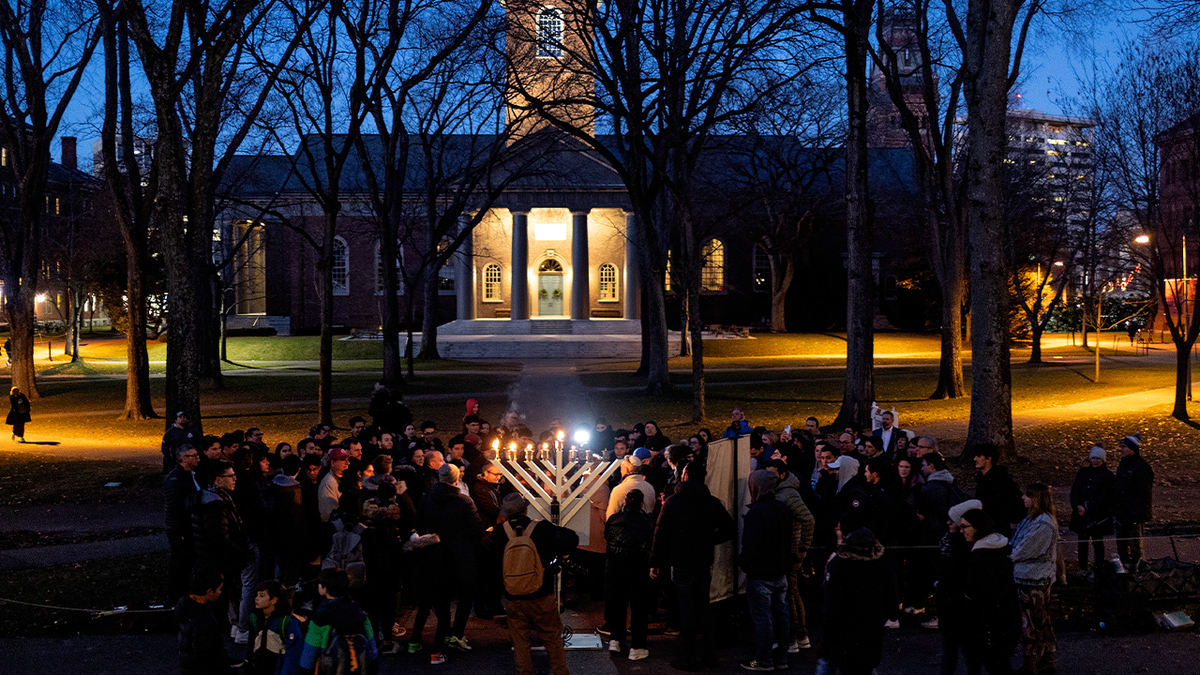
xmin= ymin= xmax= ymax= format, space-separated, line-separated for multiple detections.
xmin=624 ymin=211 xmax=640 ymax=320
xmin=456 ymin=216 xmax=475 ymax=320
xmin=510 ymin=211 xmax=530 ymax=320
xmin=571 ymin=210 xmax=590 ymax=320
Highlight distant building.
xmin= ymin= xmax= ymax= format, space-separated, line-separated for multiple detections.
xmin=866 ymin=6 xmax=938 ymax=152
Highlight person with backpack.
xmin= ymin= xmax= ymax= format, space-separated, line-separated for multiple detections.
xmin=245 ymin=579 xmax=306 ymax=675
xmin=299 ymin=568 xmax=378 ymax=674
xmin=487 ymin=493 xmax=579 ymax=675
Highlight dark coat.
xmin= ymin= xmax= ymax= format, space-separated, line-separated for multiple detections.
xmin=485 ymin=513 xmax=579 ymax=599
xmin=820 ymin=529 xmax=896 ymax=670
xmin=916 ymin=472 xmax=966 ymax=541
xmin=1069 ymin=464 xmax=1116 ymax=535
xmin=650 ymin=480 xmax=735 ymax=570
xmin=191 ymin=486 xmax=250 ymax=571
xmin=418 ymin=481 xmax=484 ymax=582
xmin=470 ymin=479 xmax=503 ymax=529
xmin=164 ymin=466 xmax=199 ymax=537
xmin=959 ymin=539 xmax=1021 ymax=655
xmin=605 ymin=501 xmax=655 ymax=558
xmin=6 ymin=393 xmax=30 ymax=425
xmin=739 ymin=493 xmax=793 ymax=580
xmin=974 ymin=465 xmax=1025 ymax=533
xmin=176 ymin=596 xmax=234 ymax=675
xmin=268 ymin=475 xmax=309 ymax=561
xmin=1114 ymin=454 xmax=1154 ymax=524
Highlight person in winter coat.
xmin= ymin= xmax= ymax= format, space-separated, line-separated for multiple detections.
xmin=972 ymin=443 xmax=1025 ymax=537
xmin=7 ymin=385 xmax=30 ymax=442
xmin=816 ymin=512 xmax=898 ymax=675
xmin=418 ymin=463 xmax=483 ymax=654
xmin=165 ymin=444 xmax=202 ymax=606
xmin=1069 ymin=446 xmax=1116 ymax=579
xmin=1010 ymin=483 xmax=1060 ymax=675
xmin=1113 ymin=433 xmax=1153 ymax=568
xmin=177 ymin=567 xmax=237 ymax=675
xmin=191 ymin=460 xmax=250 ymax=631
xmin=913 ymin=452 xmax=965 ymax=624
xmin=604 ymin=490 xmax=655 ymax=659
xmin=723 ymin=408 xmax=753 ymax=439
xmin=763 ymin=459 xmax=816 ymax=652
xmin=934 ymin=499 xmax=978 ymax=675
xmin=299 ymin=568 xmax=378 ymax=672
xmin=245 ymin=580 xmax=305 ymax=675
xmin=650 ymin=463 xmax=735 ymax=672
xmin=958 ymin=509 xmax=1020 ymax=675
xmin=739 ymin=470 xmax=793 ymax=672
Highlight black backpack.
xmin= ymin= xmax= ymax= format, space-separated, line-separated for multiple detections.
xmin=319 ymin=629 xmax=368 ymax=675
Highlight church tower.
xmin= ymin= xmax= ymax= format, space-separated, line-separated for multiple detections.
xmin=504 ymin=0 xmax=596 ymax=140
xmin=867 ymin=6 xmax=937 ymax=152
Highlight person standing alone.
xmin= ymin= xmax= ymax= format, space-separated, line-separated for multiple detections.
xmin=8 ymin=386 xmax=30 ymax=442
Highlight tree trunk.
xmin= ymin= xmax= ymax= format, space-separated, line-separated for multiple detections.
xmin=318 ymin=225 xmax=335 ymax=427
xmin=643 ymin=267 xmax=672 ymax=395
xmin=688 ymin=285 xmax=705 ymax=422
xmin=121 ymin=257 xmax=156 ymax=420
xmin=835 ymin=1 xmax=875 ymax=431
xmin=1172 ymin=339 xmax=1191 ymax=420
xmin=963 ymin=0 xmax=1019 ymax=458
xmin=1029 ymin=320 xmax=1043 ymax=364
xmin=69 ymin=286 xmax=82 ymax=362
xmin=418 ymin=264 xmax=440 ymax=359
xmin=380 ymin=236 xmax=404 ymax=387
xmin=770 ymin=254 xmax=794 ymax=333
xmin=199 ymin=269 xmax=222 ymax=390
xmin=679 ymin=295 xmax=690 ymax=356
xmin=7 ymin=291 xmax=39 ymax=399
xmin=932 ymin=268 xmax=966 ymax=398
xmin=405 ymin=284 xmax=417 ymax=378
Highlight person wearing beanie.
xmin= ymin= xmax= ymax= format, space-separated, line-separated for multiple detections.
xmin=957 ymin=509 xmax=1020 ymax=675
xmin=1069 ymin=446 xmax=1116 ymax=579
xmin=739 ymin=470 xmax=794 ymax=671
xmin=1114 ymin=433 xmax=1153 ymax=568
xmin=606 ymin=450 xmax=656 ymax=520
xmin=816 ymin=514 xmax=896 ymax=675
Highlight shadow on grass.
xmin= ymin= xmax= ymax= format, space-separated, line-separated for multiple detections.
xmin=20 ymin=440 xmax=60 ymax=446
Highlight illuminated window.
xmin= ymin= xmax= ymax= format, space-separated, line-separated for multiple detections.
xmin=598 ymin=263 xmax=618 ymax=301
xmin=1047 ymin=138 xmax=1067 ymax=145
xmin=702 ymin=239 xmax=725 ymax=292
xmin=537 ymin=8 xmax=563 ymax=57
xmin=333 ymin=237 xmax=349 ymax=295
xmin=483 ymin=263 xmax=503 ymax=302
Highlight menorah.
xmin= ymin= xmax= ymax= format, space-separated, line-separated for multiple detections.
xmin=489 ymin=431 xmax=623 ymax=533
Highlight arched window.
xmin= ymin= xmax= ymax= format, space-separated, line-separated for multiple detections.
xmin=375 ymin=240 xmax=404 ymax=295
xmin=539 ymin=258 xmax=564 ymax=272
xmin=598 ymin=263 xmax=618 ymax=301
xmin=536 ymin=7 xmax=564 ymax=57
xmin=483 ymin=263 xmax=503 ymax=302
xmin=333 ymin=236 xmax=349 ymax=295
xmin=702 ymin=239 xmax=725 ymax=292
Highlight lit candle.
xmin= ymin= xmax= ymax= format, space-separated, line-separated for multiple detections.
xmin=508 ymin=442 xmax=517 ymax=462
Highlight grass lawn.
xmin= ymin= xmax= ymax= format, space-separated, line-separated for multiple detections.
xmin=0 ymin=552 xmax=169 ymax=637
xmin=0 ymin=451 xmax=161 ymax=506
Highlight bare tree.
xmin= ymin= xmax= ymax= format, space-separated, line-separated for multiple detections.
xmin=0 ymin=0 xmax=100 ymax=399
xmin=1096 ymin=44 xmax=1200 ymax=420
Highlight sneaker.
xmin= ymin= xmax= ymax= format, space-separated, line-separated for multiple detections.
xmin=921 ymin=618 xmax=939 ymax=629
xmin=663 ymin=627 xmax=681 ymax=636
xmin=429 ymin=652 xmax=447 ymax=665
xmin=884 ymin=619 xmax=900 ymax=630
xmin=609 ymin=640 xmax=622 ymax=653
xmin=379 ymin=641 xmax=401 ymax=655
xmin=740 ymin=660 xmax=775 ymax=672
xmin=392 ymin=622 xmax=407 ymax=639
xmin=406 ymin=642 xmax=423 ymax=654
xmin=902 ymin=606 xmax=925 ymax=615
xmin=444 ymin=636 xmax=472 ymax=652
xmin=596 ymin=624 xmax=612 ymax=638
xmin=629 ymin=648 xmax=650 ymax=661
xmin=233 ymin=629 xmax=249 ymax=644
xmin=786 ymin=637 xmax=810 ymax=653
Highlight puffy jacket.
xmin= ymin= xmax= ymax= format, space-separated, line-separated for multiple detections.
xmin=299 ymin=595 xmax=377 ymax=671
xmin=1010 ymin=512 xmax=1059 ymax=586
xmin=960 ymin=534 xmax=1020 ymax=653
xmin=723 ymin=420 xmax=753 ymax=439
xmin=1069 ymin=464 xmax=1116 ymax=535
xmin=775 ymin=473 xmax=815 ymax=558
xmin=605 ymin=502 xmax=654 ymax=558
xmin=820 ymin=528 xmax=896 ymax=670
xmin=164 ymin=466 xmax=199 ymax=537
xmin=418 ymin=482 xmax=484 ymax=583
xmin=650 ymin=480 xmax=735 ymax=570
xmin=739 ymin=492 xmax=793 ymax=580
xmin=1114 ymin=454 xmax=1154 ymax=523
xmin=191 ymin=486 xmax=250 ymax=571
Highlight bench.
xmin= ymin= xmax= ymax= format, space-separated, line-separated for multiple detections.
xmin=493 ymin=308 xmax=511 ymax=318
xmin=591 ymin=307 xmax=622 ymax=318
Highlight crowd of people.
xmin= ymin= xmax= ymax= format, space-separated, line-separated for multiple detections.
xmin=162 ymin=391 xmax=1156 ymax=675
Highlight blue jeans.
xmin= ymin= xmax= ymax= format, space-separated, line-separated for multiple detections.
xmin=746 ymin=576 xmax=789 ymax=664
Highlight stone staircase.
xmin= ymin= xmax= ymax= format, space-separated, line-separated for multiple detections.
xmin=530 ymin=320 xmax=573 ymax=335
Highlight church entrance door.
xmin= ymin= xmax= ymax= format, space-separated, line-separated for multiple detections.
xmin=537 ymin=258 xmax=564 ymax=316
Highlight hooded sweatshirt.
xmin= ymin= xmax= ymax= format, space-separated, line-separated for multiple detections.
xmin=740 ymin=471 xmax=792 ymax=579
